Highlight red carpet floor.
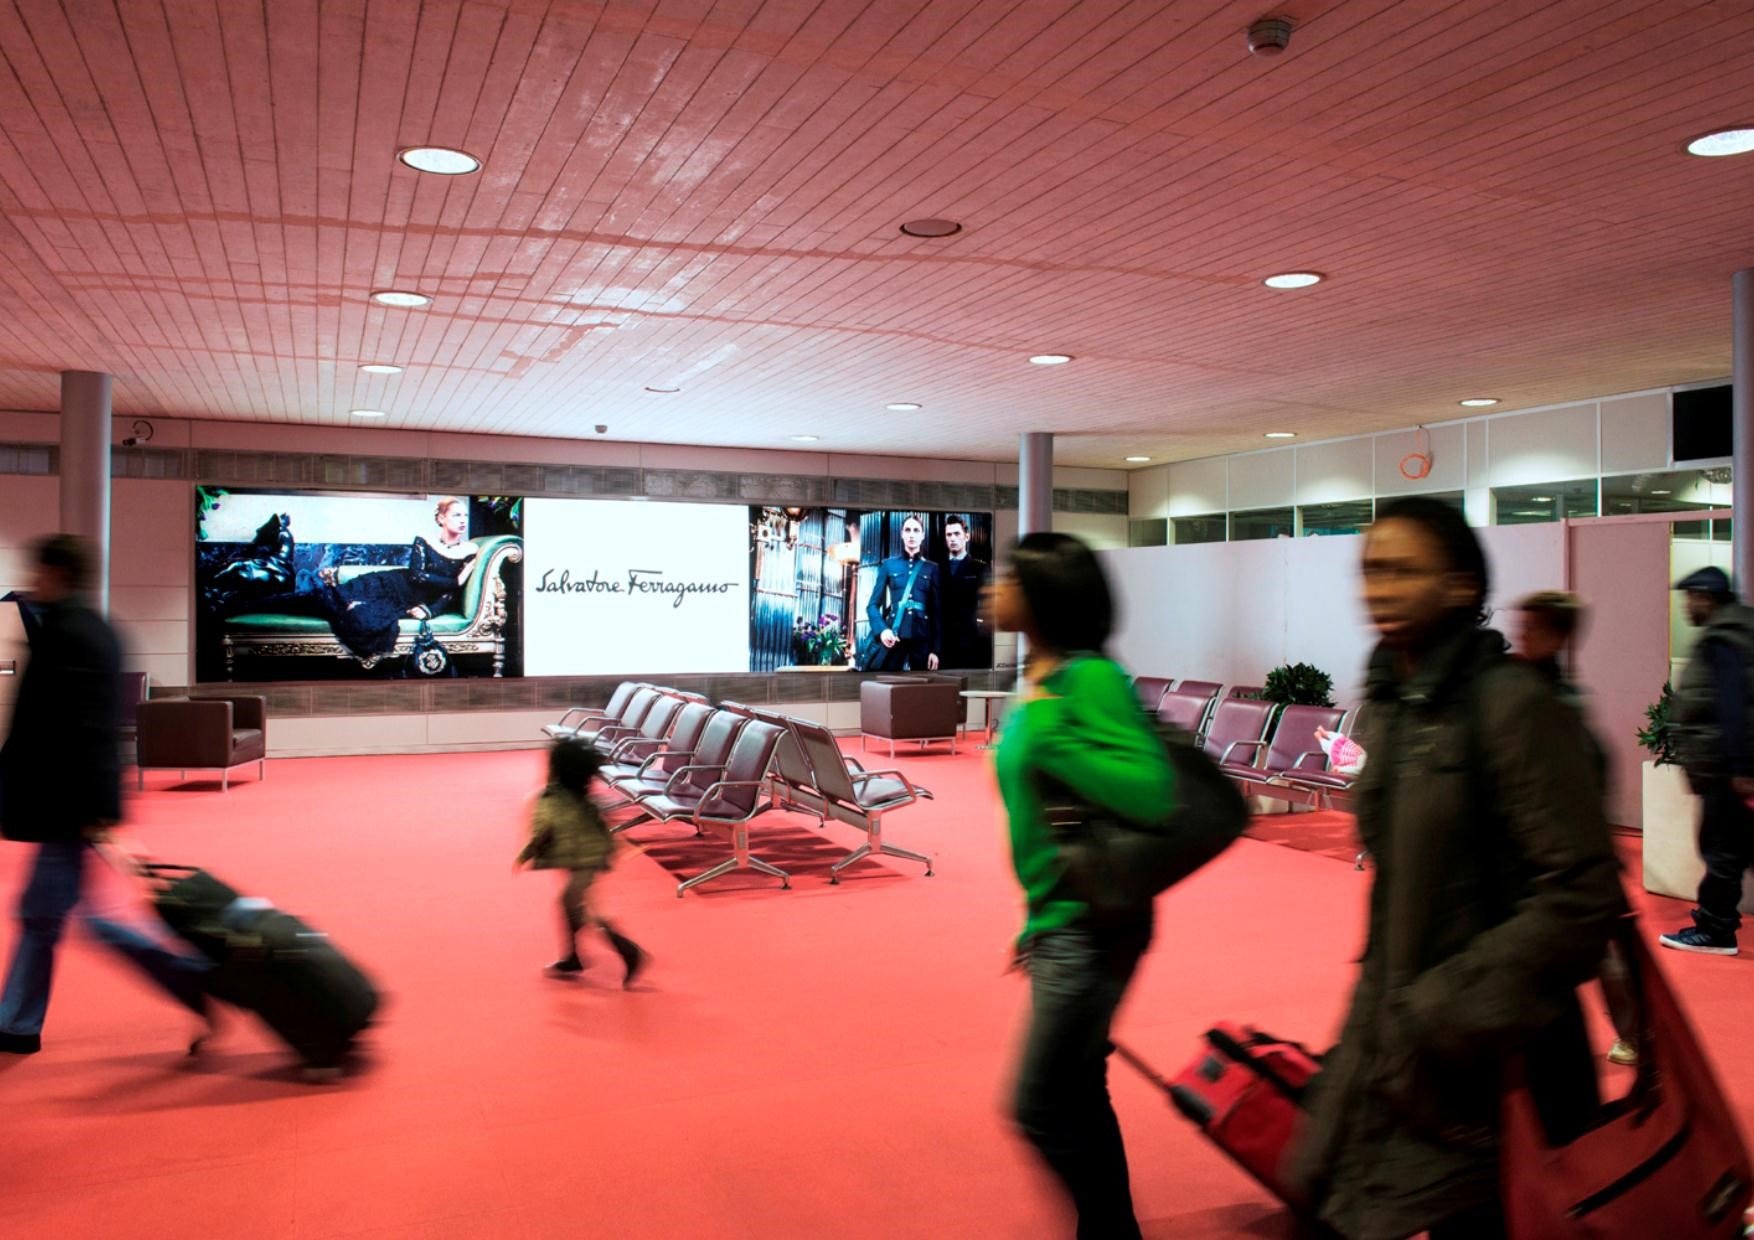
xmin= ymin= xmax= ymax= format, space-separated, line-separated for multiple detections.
xmin=1 ymin=748 xmax=1749 ymax=1239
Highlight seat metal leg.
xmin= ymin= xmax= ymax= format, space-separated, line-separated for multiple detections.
xmin=221 ymin=769 xmax=228 ymax=792
xmin=138 ymin=769 xmax=145 ymax=791
xmin=610 ymin=809 xmax=655 ymax=835
xmin=677 ymin=857 xmax=739 ymax=896
xmin=259 ymin=759 xmax=265 ymax=779
xmin=878 ymin=843 xmax=934 ymax=875
xmin=830 ymin=843 xmax=872 ymax=883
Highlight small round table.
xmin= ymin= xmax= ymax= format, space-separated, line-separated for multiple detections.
xmin=960 ymin=689 xmax=1014 ymax=750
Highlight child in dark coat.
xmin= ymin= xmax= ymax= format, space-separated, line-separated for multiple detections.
xmin=515 ymin=740 xmax=648 ymax=984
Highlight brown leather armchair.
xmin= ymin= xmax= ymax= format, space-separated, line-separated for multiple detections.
xmin=137 ymin=695 xmax=268 ymax=791
xmin=860 ymin=676 xmax=963 ymax=755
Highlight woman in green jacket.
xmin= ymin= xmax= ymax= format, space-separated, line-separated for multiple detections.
xmin=992 ymin=532 xmax=1176 ymax=1240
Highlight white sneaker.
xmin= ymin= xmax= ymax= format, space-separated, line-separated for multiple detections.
xmin=1606 ymin=1039 xmax=1639 ymax=1066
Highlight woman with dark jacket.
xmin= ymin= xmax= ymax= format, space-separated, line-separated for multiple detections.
xmin=1295 ymin=498 xmax=1626 ymax=1239
xmin=992 ymin=532 xmax=1176 ymax=1239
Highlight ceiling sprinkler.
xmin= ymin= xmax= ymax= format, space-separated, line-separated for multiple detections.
xmin=1248 ymin=16 xmax=1294 ymax=56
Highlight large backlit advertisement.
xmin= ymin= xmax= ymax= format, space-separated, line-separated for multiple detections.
xmin=194 ymin=488 xmax=524 ymax=682
xmin=521 ymin=498 xmax=751 ymax=676
xmin=749 ymin=507 xmax=994 ymax=673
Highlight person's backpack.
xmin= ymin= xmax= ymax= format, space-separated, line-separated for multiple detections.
xmin=1043 ymin=717 xmax=1248 ymax=922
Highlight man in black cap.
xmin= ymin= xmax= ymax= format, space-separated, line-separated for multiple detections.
xmin=1664 ymin=565 xmax=1754 ymax=955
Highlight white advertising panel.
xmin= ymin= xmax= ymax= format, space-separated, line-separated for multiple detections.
xmin=523 ymin=498 xmax=750 ymax=675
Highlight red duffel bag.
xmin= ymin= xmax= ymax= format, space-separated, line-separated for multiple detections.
xmin=1500 ymin=918 xmax=1752 ymax=1237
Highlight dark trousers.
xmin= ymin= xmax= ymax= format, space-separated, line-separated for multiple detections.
xmin=1428 ymin=1198 xmax=1507 ymax=1238
xmin=0 ymin=841 xmax=209 ymax=1037
xmin=1013 ymin=919 xmax=1150 ymax=1240
xmin=1695 ymin=781 xmax=1754 ymax=936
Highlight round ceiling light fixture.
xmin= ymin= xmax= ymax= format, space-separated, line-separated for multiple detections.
xmin=1029 ymin=353 xmax=1073 ymax=365
xmin=1264 ymin=431 xmax=1297 ymax=440
xmin=397 ymin=146 xmax=482 ymax=175
xmin=1459 ymin=397 xmax=1499 ymax=407
xmin=360 ymin=363 xmax=403 ymax=374
xmin=643 ymin=385 xmax=681 ymax=394
xmin=886 ymin=402 xmax=922 ymax=411
xmin=1125 ymin=456 xmax=1152 ymax=463
xmin=899 ymin=218 xmax=962 ymax=238
xmin=1685 ymin=128 xmax=1754 ymax=158
xmin=370 ymin=290 xmax=431 ymax=308
xmin=1262 ymin=272 xmax=1323 ymax=289
xmin=350 ymin=409 xmax=387 ymax=419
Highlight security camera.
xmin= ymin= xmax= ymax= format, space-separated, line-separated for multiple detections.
xmin=594 ymin=424 xmax=608 ymax=435
xmin=121 ymin=436 xmax=144 ymax=448
xmin=1247 ymin=16 xmax=1293 ymax=56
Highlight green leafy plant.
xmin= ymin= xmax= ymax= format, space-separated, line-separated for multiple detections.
xmin=1261 ymin=662 xmax=1335 ymax=708
xmin=1637 ymin=681 xmax=1678 ymax=767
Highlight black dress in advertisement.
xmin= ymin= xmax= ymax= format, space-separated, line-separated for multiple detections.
xmin=245 ymin=538 xmax=476 ymax=661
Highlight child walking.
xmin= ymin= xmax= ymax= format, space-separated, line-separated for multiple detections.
xmin=515 ymin=739 xmax=648 ymax=985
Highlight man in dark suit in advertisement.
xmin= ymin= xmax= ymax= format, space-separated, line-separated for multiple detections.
xmin=939 ymin=514 xmax=991 ymax=669
xmin=863 ymin=513 xmax=940 ymax=672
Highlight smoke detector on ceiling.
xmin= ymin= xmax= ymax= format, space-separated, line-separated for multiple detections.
xmin=1247 ymin=16 xmax=1294 ymax=56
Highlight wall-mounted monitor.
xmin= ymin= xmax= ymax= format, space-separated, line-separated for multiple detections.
xmin=749 ymin=507 xmax=994 ymax=673
xmin=194 ymin=487 xmax=524 ymax=682
xmin=1674 ymin=385 xmax=1732 ymax=462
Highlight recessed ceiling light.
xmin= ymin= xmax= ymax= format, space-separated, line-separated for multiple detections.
xmin=397 ymin=146 xmax=482 ymax=175
xmin=1262 ymin=272 xmax=1323 ymax=289
xmin=350 ymin=409 xmax=387 ymax=419
xmin=1531 ymin=496 xmax=1553 ymax=502
xmin=1029 ymin=354 xmax=1073 ymax=365
xmin=1685 ymin=128 xmax=1754 ymax=158
xmin=643 ymin=385 xmax=680 ymax=394
xmin=1652 ymin=489 xmax=1673 ymax=496
xmin=627 ymin=495 xmax=650 ymax=502
xmin=1459 ymin=397 xmax=1499 ymax=407
xmin=1264 ymin=431 xmax=1297 ymax=440
xmin=899 ymin=218 xmax=962 ymax=238
xmin=359 ymin=363 xmax=403 ymax=374
xmin=370 ymin=290 xmax=430 ymax=308
xmin=1125 ymin=456 xmax=1152 ymax=463
xmin=886 ymin=402 xmax=922 ymax=411
xmin=789 ymin=435 xmax=820 ymax=443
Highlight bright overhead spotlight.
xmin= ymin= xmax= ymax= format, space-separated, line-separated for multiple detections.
xmin=1652 ymin=489 xmax=1673 ymax=496
xmin=397 ymin=146 xmax=482 ymax=175
xmin=1531 ymin=496 xmax=1553 ymax=503
xmin=1685 ymin=128 xmax=1754 ymax=158
xmin=1262 ymin=272 xmax=1323 ymax=289
xmin=1459 ymin=397 xmax=1499 ymax=407
xmin=360 ymin=363 xmax=403 ymax=374
xmin=789 ymin=435 xmax=820 ymax=443
xmin=370 ymin=290 xmax=430 ymax=308
xmin=886 ymin=402 xmax=923 ymax=411
xmin=350 ymin=409 xmax=387 ymax=419
xmin=1125 ymin=456 xmax=1152 ymax=463
xmin=1029 ymin=353 xmax=1073 ymax=365
xmin=1264 ymin=431 xmax=1297 ymax=440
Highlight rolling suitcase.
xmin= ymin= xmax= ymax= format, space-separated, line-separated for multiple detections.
xmin=144 ymin=862 xmax=379 ymax=1070
xmin=1118 ymin=1023 xmax=1320 ymax=1212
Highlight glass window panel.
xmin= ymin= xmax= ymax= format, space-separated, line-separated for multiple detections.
xmin=1601 ymin=468 xmax=1731 ymax=516
xmin=1230 ymin=507 xmax=1295 ymax=542
xmin=1128 ymin=518 xmax=1168 ymax=547
xmin=1172 ymin=514 xmax=1227 ymax=545
xmin=1299 ymin=499 xmax=1373 ymax=536
xmin=1492 ymin=480 xmax=1598 ymax=525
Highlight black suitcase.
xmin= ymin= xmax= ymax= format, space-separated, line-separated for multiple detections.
xmin=147 ymin=863 xmax=379 ymax=1069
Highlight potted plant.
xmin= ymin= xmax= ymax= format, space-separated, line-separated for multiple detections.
xmin=792 ymin=614 xmax=850 ymax=667
xmin=1636 ymin=681 xmax=1729 ymax=906
xmin=1261 ymin=662 xmax=1335 ymax=711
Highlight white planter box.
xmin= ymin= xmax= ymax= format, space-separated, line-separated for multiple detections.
xmin=1640 ymin=760 xmax=1754 ymax=914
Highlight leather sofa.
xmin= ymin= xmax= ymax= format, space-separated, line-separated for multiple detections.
xmin=859 ymin=674 xmax=965 ymax=755
xmin=137 ymin=694 xmax=268 ymax=791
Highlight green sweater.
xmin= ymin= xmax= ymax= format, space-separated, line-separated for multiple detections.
xmin=996 ymin=655 xmax=1177 ymax=944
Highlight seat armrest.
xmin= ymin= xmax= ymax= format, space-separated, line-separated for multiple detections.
xmin=848 ymin=767 xmax=923 ymax=800
xmin=611 ymin=737 xmax=666 ymax=762
xmin=1290 ymin=750 xmax=1329 ymax=771
xmin=661 ymin=763 xmax=728 ymax=796
xmin=211 ymin=693 xmax=267 ymax=734
xmin=1220 ymin=739 xmax=1267 ymax=766
xmin=694 ymin=779 xmax=772 ymax=822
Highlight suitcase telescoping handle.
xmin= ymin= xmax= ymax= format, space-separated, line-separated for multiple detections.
xmin=1113 ymin=1041 xmax=1174 ymax=1093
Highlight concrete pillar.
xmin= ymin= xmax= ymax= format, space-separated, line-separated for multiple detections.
xmin=59 ymin=370 xmax=112 ymax=613
xmin=1016 ymin=432 xmax=1054 ymax=673
xmin=1019 ymin=432 xmax=1053 ymax=539
xmin=1736 ymin=270 xmax=1754 ymax=599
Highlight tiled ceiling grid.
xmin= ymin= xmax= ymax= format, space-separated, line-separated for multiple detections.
xmin=0 ymin=0 xmax=1751 ymax=468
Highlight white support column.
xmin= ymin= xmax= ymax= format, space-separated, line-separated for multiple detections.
xmin=1733 ymin=269 xmax=1753 ymax=597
